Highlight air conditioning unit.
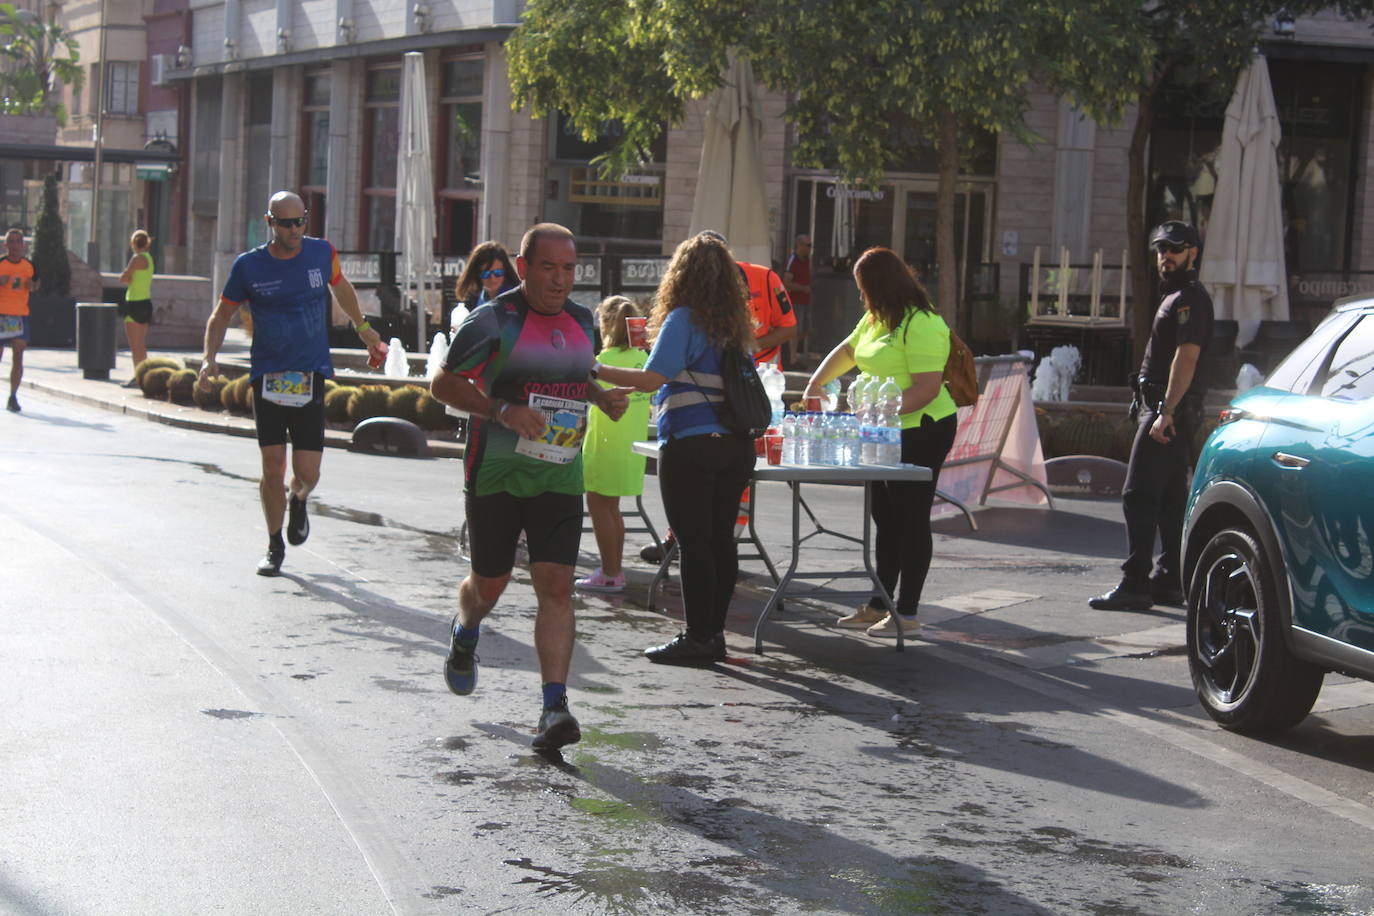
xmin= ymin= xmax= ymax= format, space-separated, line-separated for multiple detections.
xmin=150 ymin=53 xmax=172 ymax=87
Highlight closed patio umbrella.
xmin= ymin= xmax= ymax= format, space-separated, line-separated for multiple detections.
xmin=1201 ymin=54 xmax=1289 ymax=350
xmin=395 ymin=52 xmax=437 ymax=353
xmin=688 ymin=51 xmax=771 ymax=267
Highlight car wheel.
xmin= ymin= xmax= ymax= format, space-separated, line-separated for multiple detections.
xmin=1186 ymin=527 xmax=1324 ymax=732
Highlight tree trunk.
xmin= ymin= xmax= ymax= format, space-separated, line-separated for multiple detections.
xmin=936 ymin=108 xmax=959 ymax=328
xmin=1127 ymin=66 xmax=1170 ymax=368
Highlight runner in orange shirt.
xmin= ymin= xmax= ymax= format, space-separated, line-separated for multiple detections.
xmin=0 ymin=228 xmax=39 ymax=413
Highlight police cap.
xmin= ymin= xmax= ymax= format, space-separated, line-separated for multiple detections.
xmin=1149 ymin=220 xmax=1200 ymax=250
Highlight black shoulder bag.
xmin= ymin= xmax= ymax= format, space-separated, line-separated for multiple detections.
xmin=688 ymin=345 xmax=774 ymax=438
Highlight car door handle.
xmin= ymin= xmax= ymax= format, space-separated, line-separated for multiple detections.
xmin=1272 ymin=451 xmax=1310 ymax=469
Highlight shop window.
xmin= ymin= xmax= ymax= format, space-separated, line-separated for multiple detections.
xmin=105 ymin=62 xmax=139 ymax=115
xmin=362 ymin=64 xmax=401 ymax=250
xmin=438 ymin=55 xmax=483 ymax=256
xmin=300 ymin=69 xmax=330 ymax=235
xmin=1148 ymin=58 xmax=1363 ymax=277
xmin=544 ymin=112 xmax=666 ymax=254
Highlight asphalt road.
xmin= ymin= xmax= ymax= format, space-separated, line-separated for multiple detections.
xmin=4 ymin=388 xmax=1374 ymax=915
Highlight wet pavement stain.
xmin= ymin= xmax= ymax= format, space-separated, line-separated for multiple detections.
xmin=371 ymin=677 xmax=432 ymax=695
xmin=436 ymin=770 xmax=478 ymax=786
xmin=575 ymin=726 xmax=664 ymax=753
xmin=421 ymin=885 xmax=462 ymax=899
xmin=200 ymin=708 xmax=261 ymax=720
xmin=502 ymin=856 xmax=768 ymax=914
xmin=434 ymin=736 xmax=469 ymax=751
xmin=290 ymin=673 xmax=316 ymax=680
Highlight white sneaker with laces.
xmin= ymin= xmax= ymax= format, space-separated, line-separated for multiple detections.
xmin=866 ymin=612 xmax=919 ymax=638
xmin=576 ymin=568 xmax=625 ymax=592
xmin=835 ymin=603 xmax=886 ymax=629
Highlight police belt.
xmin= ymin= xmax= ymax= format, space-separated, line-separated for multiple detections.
xmin=1135 ymin=379 xmax=1201 ymax=412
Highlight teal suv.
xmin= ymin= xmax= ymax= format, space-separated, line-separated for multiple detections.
xmin=1183 ymin=300 xmax=1374 ymax=732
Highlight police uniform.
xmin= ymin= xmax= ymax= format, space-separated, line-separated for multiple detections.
xmin=1117 ymin=266 xmax=1213 ymax=601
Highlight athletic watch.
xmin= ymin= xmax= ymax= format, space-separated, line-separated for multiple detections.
xmin=1158 ymin=401 xmax=1175 ymax=417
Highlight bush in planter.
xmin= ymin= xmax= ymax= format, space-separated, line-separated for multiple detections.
xmin=166 ymin=369 xmax=198 ymax=405
xmin=193 ymin=375 xmax=227 ymax=409
xmin=416 ymin=392 xmax=449 ymax=430
xmin=135 ymin=356 xmax=183 ymax=386
xmin=1050 ymin=410 xmax=1115 ymax=458
xmin=1035 ymin=408 xmax=1058 ymax=457
xmin=221 ymin=375 xmax=252 ymax=413
xmin=387 ymin=385 xmax=426 ymax=423
xmin=1112 ymin=417 xmax=1138 ymax=461
xmin=347 ymin=385 xmax=392 ymax=423
xmin=325 ymin=386 xmax=360 ymax=423
xmin=141 ymin=367 xmax=175 ymax=399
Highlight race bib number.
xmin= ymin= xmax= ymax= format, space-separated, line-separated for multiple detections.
xmin=0 ymin=315 xmax=22 ymax=340
xmin=514 ymin=393 xmax=589 ymax=465
xmin=261 ymin=370 xmax=313 ymax=407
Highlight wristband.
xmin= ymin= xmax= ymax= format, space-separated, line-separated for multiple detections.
xmin=589 ymin=364 xmax=600 ymax=381
xmin=1158 ymin=401 xmax=1174 ymax=417
xmin=491 ymin=398 xmax=508 ymax=422
xmin=355 ymin=320 xmax=372 ymax=333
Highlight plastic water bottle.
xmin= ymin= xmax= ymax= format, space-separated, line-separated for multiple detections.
xmin=797 ymin=412 xmax=812 ymax=466
xmin=759 ymin=363 xmax=787 ymax=426
xmin=827 ymin=412 xmax=845 ymax=466
xmin=804 ymin=412 xmax=821 ymax=466
xmin=843 ymin=413 xmax=861 ymax=467
xmin=780 ymin=412 xmax=798 ymax=465
xmin=877 ymin=376 xmax=903 ymax=465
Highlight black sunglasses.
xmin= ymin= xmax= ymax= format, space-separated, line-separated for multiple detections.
xmin=1152 ymin=240 xmax=1190 ymax=254
xmin=269 ymin=215 xmax=308 ymax=228
xmin=479 ymin=268 xmax=505 ymax=279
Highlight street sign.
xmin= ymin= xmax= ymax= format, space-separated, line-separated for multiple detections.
xmin=135 ymin=162 xmax=173 ymax=182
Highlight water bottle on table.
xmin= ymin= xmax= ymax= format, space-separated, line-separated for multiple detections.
xmin=877 ymin=376 xmax=904 ymax=465
xmin=780 ymin=412 xmax=798 ymax=465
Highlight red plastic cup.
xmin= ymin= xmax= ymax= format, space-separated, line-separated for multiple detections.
xmin=765 ymin=434 xmax=783 ymax=465
xmin=368 ymin=341 xmax=389 ymax=370
xmin=755 ymin=435 xmax=767 ymax=457
xmin=626 ymin=316 xmax=648 ymax=349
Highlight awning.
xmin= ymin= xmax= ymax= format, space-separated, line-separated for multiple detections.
xmin=0 ymin=143 xmax=181 ymax=164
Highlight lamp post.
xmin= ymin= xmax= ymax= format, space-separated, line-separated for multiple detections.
xmin=87 ymin=0 xmax=108 ymax=271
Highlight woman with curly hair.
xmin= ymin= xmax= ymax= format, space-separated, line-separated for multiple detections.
xmin=594 ymin=233 xmax=755 ymax=665
xmin=453 ymin=240 xmax=517 ymax=311
xmin=804 ymin=247 xmax=958 ymax=637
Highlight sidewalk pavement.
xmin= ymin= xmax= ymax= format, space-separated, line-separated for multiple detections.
xmin=14 ymin=333 xmax=465 ymax=458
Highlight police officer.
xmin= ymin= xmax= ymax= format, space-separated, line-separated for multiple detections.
xmin=1090 ymin=220 xmax=1212 ymax=611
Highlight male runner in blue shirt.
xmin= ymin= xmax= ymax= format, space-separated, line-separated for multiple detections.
xmin=198 ymin=191 xmax=386 ymax=576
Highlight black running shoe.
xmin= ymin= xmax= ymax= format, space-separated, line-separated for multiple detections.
xmin=644 ymin=633 xmax=718 ymax=666
xmin=256 ymin=547 xmax=284 ymax=577
xmin=286 ymin=494 xmax=310 ymax=546
xmin=6 ymin=394 xmax=19 ymax=413
xmin=1088 ymin=584 xmax=1152 ymax=611
xmin=532 ymin=699 xmax=581 ymax=750
xmin=443 ymin=618 xmax=479 ymax=696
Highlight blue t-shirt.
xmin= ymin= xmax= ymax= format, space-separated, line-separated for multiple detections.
xmin=644 ymin=308 xmax=729 ymax=441
xmin=221 ymin=237 xmax=340 ymax=380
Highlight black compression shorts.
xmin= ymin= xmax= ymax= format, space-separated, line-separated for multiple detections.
xmin=118 ymin=299 xmax=153 ymax=324
xmin=464 ymin=490 xmax=584 ymax=577
xmin=251 ymin=372 xmax=327 ymax=450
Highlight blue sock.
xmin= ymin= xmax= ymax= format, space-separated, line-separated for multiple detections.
xmin=542 ymin=682 xmax=567 ymax=709
xmin=454 ymin=622 xmax=480 ymax=645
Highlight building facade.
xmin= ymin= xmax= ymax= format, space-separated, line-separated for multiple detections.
xmin=18 ymin=2 xmax=1374 ymax=359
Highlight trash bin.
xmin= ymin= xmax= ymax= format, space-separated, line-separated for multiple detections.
xmin=76 ymin=302 xmax=118 ymax=380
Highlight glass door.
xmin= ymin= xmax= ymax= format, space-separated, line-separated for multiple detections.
xmin=893 ymin=182 xmax=991 ymax=306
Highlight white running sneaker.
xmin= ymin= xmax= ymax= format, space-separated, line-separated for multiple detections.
xmin=866 ymin=612 xmax=920 ymax=638
xmin=576 ymin=568 xmax=625 ymax=592
xmin=835 ymin=603 xmax=887 ymax=629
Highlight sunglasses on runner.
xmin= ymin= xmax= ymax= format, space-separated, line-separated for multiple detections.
xmin=479 ymin=268 xmax=505 ymax=279
xmin=1151 ymin=240 xmax=1190 ymax=254
xmin=269 ymin=216 xmax=308 ymax=228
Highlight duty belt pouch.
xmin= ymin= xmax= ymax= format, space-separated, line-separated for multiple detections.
xmin=1128 ymin=377 xmax=1143 ymax=424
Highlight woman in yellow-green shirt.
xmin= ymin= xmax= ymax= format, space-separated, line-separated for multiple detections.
xmin=118 ymin=229 xmax=155 ymax=384
xmin=804 ymin=247 xmax=959 ymax=638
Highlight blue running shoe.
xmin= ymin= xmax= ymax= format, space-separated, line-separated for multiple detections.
xmin=444 ymin=617 xmax=478 ymax=696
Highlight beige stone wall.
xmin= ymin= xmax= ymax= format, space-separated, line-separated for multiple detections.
xmin=94 ymin=273 xmax=215 ymax=348
xmin=995 ymin=87 xmax=1059 ymax=303
xmin=503 ymin=110 xmax=547 ymax=251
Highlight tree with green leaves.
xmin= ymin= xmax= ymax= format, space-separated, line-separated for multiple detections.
xmin=0 ymin=2 xmax=82 ymax=125
xmin=32 ymin=173 xmax=69 ymax=297
xmin=1123 ymin=2 xmax=1374 ymax=363
xmin=508 ymin=0 xmax=1151 ymax=327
